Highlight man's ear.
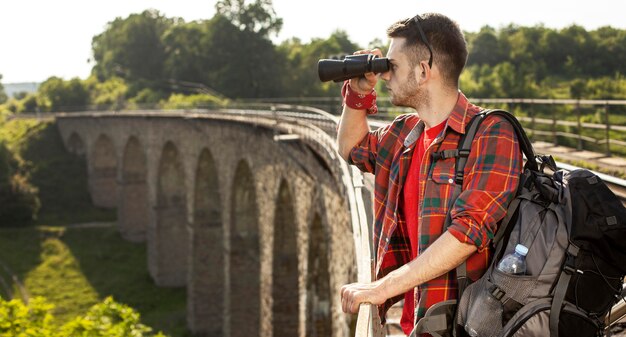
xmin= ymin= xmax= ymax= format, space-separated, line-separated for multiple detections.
xmin=418 ymin=60 xmax=431 ymax=84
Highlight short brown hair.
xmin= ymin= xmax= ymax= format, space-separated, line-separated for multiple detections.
xmin=387 ymin=13 xmax=467 ymax=88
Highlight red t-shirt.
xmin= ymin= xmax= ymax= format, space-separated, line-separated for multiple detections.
xmin=400 ymin=119 xmax=447 ymax=335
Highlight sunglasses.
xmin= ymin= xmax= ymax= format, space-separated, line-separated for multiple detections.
xmin=404 ymin=14 xmax=434 ymax=68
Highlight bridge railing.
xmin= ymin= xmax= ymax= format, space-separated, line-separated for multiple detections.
xmin=15 ymin=96 xmax=626 ymax=156
xmin=242 ymin=97 xmax=626 ymax=158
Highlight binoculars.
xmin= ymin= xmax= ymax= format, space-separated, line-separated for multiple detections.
xmin=318 ymin=54 xmax=390 ymax=82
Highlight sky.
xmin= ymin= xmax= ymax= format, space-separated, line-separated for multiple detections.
xmin=1 ymin=0 xmax=625 ymax=84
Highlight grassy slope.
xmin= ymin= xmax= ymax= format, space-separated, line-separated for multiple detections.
xmin=0 ymin=118 xmax=189 ymax=336
xmin=0 ymin=225 xmax=188 ymax=336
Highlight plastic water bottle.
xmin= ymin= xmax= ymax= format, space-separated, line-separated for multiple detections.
xmin=497 ymin=244 xmax=529 ymax=275
xmin=463 ymin=245 xmax=529 ymax=337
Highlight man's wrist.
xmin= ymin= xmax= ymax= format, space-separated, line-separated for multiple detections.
xmin=341 ymin=80 xmax=378 ymax=115
xmin=372 ymin=277 xmax=393 ymax=305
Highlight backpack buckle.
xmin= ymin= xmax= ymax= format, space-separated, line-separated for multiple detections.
xmin=563 ymin=265 xmax=584 ymax=275
xmin=489 ymin=285 xmax=506 ymax=300
xmin=455 ymin=172 xmax=464 ymax=185
xmin=564 ymin=251 xmax=584 ymax=275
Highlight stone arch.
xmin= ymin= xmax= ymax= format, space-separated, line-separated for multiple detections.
xmin=118 ymin=136 xmax=148 ymax=242
xmin=230 ymin=160 xmax=260 ymax=337
xmin=151 ymin=141 xmax=188 ymax=286
xmin=272 ymin=179 xmax=299 ymax=337
xmin=67 ymin=132 xmax=85 ymax=156
xmin=89 ymin=134 xmax=117 ymax=208
xmin=306 ymin=212 xmax=332 ymax=337
xmin=188 ymin=148 xmax=223 ymax=335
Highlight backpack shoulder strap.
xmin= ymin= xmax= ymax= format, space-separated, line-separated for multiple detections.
xmin=455 ymin=109 xmax=537 ymax=184
xmin=442 ymin=108 xmax=537 ymax=229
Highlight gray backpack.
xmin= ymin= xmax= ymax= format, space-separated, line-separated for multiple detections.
xmin=451 ymin=110 xmax=626 ymax=337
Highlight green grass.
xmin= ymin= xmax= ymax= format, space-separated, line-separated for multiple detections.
xmin=0 ymin=225 xmax=189 ymax=336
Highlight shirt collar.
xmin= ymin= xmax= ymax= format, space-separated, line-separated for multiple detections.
xmin=403 ymin=91 xmax=475 ymax=147
xmin=445 ymin=91 xmax=473 ymax=135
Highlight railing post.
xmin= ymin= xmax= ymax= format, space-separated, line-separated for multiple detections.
xmin=530 ymin=100 xmax=535 ymax=138
xmin=605 ymin=103 xmax=611 ymax=156
xmin=552 ymin=104 xmax=558 ymax=146
xmin=576 ymin=101 xmax=583 ymax=151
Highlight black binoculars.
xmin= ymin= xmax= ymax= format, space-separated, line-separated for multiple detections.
xmin=318 ymin=54 xmax=390 ymax=82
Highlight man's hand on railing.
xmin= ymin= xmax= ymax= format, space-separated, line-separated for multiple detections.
xmin=340 ymin=281 xmax=386 ymax=314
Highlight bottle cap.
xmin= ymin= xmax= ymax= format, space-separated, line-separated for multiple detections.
xmin=515 ymin=244 xmax=529 ymax=256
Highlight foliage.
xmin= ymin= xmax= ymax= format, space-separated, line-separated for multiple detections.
xmin=0 ymin=74 xmax=7 ymax=104
xmin=215 ymin=0 xmax=283 ymax=37
xmin=21 ymin=94 xmax=40 ymax=113
xmin=84 ymin=8 xmax=623 ymax=101
xmin=0 ymin=141 xmax=40 ymax=226
xmin=160 ymin=93 xmax=227 ymax=109
xmin=0 ymin=119 xmax=114 ymax=226
xmin=37 ymin=77 xmax=89 ymax=112
xmin=59 ymin=297 xmax=166 ymax=337
xmin=0 ymin=296 xmax=166 ymax=337
xmin=0 ymin=297 xmax=55 ymax=336
xmin=202 ymin=14 xmax=284 ymax=98
xmin=0 ymin=225 xmax=186 ymax=336
xmin=128 ymin=87 xmax=167 ymax=106
xmin=278 ymin=30 xmax=360 ymax=97
xmin=162 ymin=22 xmax=208 ymax=86
xmin=84 ymin=76 xmax=129 ymax=110
xmin=3 ymin=4 xmax=625 ymax=108
xmin=462 ymin=24 xmax=626 ymax=99
xmin=91 ymin=10 xmax=175 ymax=83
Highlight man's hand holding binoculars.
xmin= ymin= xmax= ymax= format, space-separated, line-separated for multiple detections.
xmin=348 ymin=48 xmax=384 ymax=94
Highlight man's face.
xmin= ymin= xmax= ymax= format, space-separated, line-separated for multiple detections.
xmin=382 ymin=37 xmax=427 ymax=108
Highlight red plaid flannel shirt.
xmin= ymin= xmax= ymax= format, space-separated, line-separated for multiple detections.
xmin=347 ymin=92 xmax=522 ymax=324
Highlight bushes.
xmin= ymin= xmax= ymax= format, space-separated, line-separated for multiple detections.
xmin=0 ymin=141 xmax=40 ymax=226
xmin=0 ymin=296 xmax=166 ymax=337
xmin=160 ymin=93 xmax=227 ymax=109
xmin=0 ymin=119 xmax=114 ymax=227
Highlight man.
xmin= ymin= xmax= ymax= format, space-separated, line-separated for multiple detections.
xmin=337 ymin=13 xmax=523 ymax=336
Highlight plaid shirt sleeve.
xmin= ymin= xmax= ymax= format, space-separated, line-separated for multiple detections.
xmin=347 ymin=126 xmax=386 ymax=174
xmin=447 ymin=115 xmax=523 ymax=252
xmin=347 ymin=115 xmax=410 ymax=174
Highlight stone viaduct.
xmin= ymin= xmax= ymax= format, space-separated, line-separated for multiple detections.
xmin=55 ymin=107 xmax=374 ymax=337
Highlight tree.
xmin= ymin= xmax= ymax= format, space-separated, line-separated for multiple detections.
xmin=560 ymin=25 xmax=597 ymax=78
xmin=467 ymin=26 xmax=505 ymax=66
xmin=592 ymin=26 xmax=626 ymax=77
xmin=278 ymin=30 xmax=360 ymax=97
xmin=21 ymin=94 xmax=39 ymax=113
xmin=0 ymin=74 xmax=7 ymax=104
xmin=37 ymin=77 xmax=90 ymax=112
xmin=0 ymin=141 xmax=40 ymax=226
xmin=162 ymin=22 xmax=209 ymax=86
xmin=84 ymin=76 xmax=129 ymax=110
xmin=91 ymin=10 xmax=175 ymax=83
xmin=215 ymin=0 xmax=283 ymax=38
xmin=203 ymin=12 xmax=284 ymax=98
